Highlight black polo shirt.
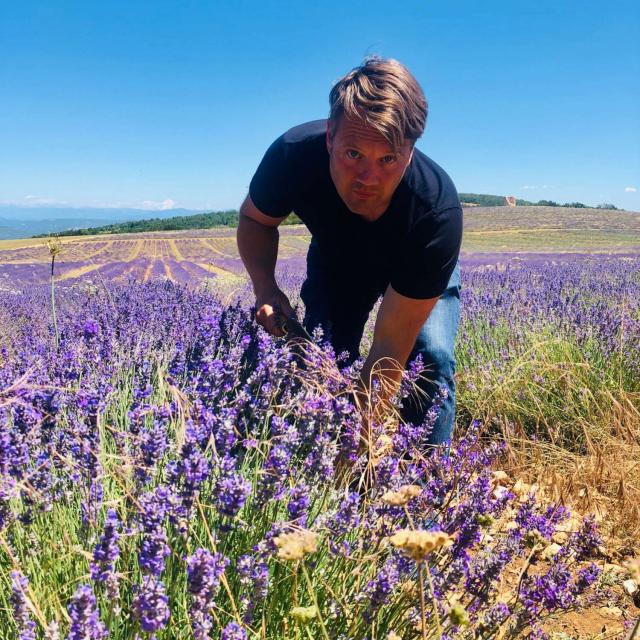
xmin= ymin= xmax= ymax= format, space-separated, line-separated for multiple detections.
xmin=249 ymin=119 xmax=462 ymax=299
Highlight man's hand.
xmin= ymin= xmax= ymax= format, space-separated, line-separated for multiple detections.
xmin=255 ymin=287 xmax=294 ymax=338
xmin=359 ymin=285 xmax=439 ymax=423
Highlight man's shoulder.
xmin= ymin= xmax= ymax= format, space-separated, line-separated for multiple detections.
xmin=280 ymin=119 xmax=327 ymax=145
xmin=404 ymin=148 xmax=461 ymax=214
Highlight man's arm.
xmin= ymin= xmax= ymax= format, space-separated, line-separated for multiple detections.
xmin=237 ymin=194 xmax=293 ymax=336
xmin=358 ymin=285 xmax=438 ymax=411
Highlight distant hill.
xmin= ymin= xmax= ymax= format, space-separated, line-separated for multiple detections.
xmin=0 ymin=206 xmax=205 ymax=240
xmin=458 ymin=193 xmax=619 ymax=209
xmin=459 ymin=193 xmax=510 ymax=207
xmin=33 ymin=210 xmax=303 ymax=237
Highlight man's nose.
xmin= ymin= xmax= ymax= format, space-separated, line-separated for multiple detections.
xmin=355 ymin=160 xmax=379 ymax=186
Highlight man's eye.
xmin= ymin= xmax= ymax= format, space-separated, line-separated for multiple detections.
xmin=382 ymin=155 xmax=397 ymax=164
xmin=346 ymin=150 xmax=360 ymax=159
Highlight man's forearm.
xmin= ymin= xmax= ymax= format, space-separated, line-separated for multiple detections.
xmin=237 ymin=213 xmax=280 ymax=295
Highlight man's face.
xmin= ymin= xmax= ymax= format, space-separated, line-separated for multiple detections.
xmin=326 ymin=115 xmax=414 ymax=221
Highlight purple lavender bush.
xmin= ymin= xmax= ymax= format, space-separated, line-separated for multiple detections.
xmin=0 ymin=262 xmax=629 ymax=638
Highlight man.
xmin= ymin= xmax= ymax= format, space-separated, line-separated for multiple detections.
xmin=236 ymin=57 xmax=462 ymax=445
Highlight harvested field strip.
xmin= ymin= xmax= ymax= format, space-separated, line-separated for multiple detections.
xmin=163 ymin=260 xmax=173 ymax=281
xmin=173 ymin=239 xmax=208 ymax=261
xmin=168 ymin=239 xmax=185 ymax=261
xmin=279 ymin=236 xmax=311 ymax=250
xmin=56 ymin=263 xmax=105 ymax=281
xmin=196 ymin=262 xmax=246 ymax=279
xmin=126 ymin=239 xmax=144 ymax=261
xmin=462 ymin=229 xmax=640 ymax=252
xmin=207 ymin=237 xmax=237 ymax=256
xmin=143 ymin=260 xmax=155 ymax=282
xmin=159 ymin=240 xmax=173 ymax=259
xmin=198 ymin=238 xmax=231 ymax=258
xmin=76 ymin=241 xmax=112 ymax=262
xmin=0 ymin=247 xmax=49 ymax=263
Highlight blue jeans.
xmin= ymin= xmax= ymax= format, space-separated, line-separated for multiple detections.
xmin=300 ymin=240 xmax=461 ymax=446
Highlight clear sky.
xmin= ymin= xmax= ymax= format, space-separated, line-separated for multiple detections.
xmin=2 ymin=0 xmax=639 ymax=212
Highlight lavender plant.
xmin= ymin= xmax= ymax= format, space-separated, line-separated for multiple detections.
xmin=0 ymin=255 xmax=635 ymax=638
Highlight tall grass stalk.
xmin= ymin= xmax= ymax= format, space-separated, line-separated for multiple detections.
xmin=45 ymin=238 xmax=63 ymax=350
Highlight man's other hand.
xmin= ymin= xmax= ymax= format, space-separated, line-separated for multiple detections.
xmin=255 ymin=287 xmax=294 ymax=337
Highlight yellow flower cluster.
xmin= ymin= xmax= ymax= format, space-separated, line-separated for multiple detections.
xmin=274 ymin=529 xmax=318 ymax=561
xmin=381 ymin=484 xmax=422 ymax=506
xmin=388 ymin=529 xmax=453 ymax=562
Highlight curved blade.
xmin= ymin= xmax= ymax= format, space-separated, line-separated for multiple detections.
xmin=276 ymin=314 xmax=312 ymax=341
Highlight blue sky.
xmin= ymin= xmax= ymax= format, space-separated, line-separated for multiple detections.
xmin=2 ymin=0 xmax=639 ymax=212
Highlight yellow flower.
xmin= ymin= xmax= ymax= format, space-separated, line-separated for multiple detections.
xmin=291 ymin=605 xmax=318 ymax=624
xmin=381 ymin=484 xmax=422 ymax=506
xmin=448 ymin=603 xmax=470 ymax=626
xmin=274 ymin=529 xmax=318 ymax=561
xmin=388 ymin=529 xmax=453 ymax=562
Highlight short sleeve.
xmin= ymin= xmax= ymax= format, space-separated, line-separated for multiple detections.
xmin=249 ymin=135 xmax=295 ymax=218
xmin=390 ymin=206 xmax=463 ymax=299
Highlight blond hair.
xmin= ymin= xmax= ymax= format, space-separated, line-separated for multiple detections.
xmin=328 ymin=57 xmax=428 ymax=150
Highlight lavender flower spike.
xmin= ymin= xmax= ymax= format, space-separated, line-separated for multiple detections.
xmin=187 ymin=548 xmax=230 ymax=640
xmin=221 ymin=621 xmax=248 ymax=640
xmin=90 ymin=509 xmax=121 ymax=582
xmin=66 ymin=584 xmax=108 ymax=640
xmin=11 ymin=570 xmax=37 ymax=640
xmin=132 ymin=576 xmax=170 ymax=635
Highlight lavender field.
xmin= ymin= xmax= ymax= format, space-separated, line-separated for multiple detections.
xmin=0 ymin=209 xmax=639 ymax=638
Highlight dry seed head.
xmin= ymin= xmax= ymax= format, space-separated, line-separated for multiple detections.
xmin=491 ymin=470 xmax=509 ymax=484
xmin=388 ymin=529 xmax=453 ymax=562
xmin=524 ymin=529 xmax=545 ymax=548
xmin=625 ymin=557 xmax=640 ymax=582
xmin=45 ymin=238 xmax=63 ymax=257
xmin=274 ymin=529 xmax=318 ymax=561
xmin=382 ymin=484 xmax=422 ymax=506
xmin=540 ymin=542 xmax=562 ymax=560
xmin=400 ymin=579 xmax=417 ymax=596
xmin=387 ymin=632 xmax=403 ymax=640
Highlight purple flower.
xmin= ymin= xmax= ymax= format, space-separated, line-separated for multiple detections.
xmin=66 ymin=584 xmax=108 ymax=640
xmin=83 ymin=319 xmax=99 ymax=340
xmin=215 ymin=472 xmax=252 ymax=518
xmin=363 ymin=558 xmax=399 ymax=620
xmin=221 ymin=621 xmax=247 ymax=640
xmin=287 ymin=481 xmax=310 ymax=523
xmin=327 ymin=492 xmax=360 ymax=536
xmin=132 ymin=576 xmax=170 ymax=634
xmin=568 ymin=515 xmax=602 ymax=560
xmin=237 ymin=554 xmax=269 ymax=622
xmin=11 ymin=571 xmax=36 ymax=640
xmin=187 ymin=549 xmax=229 ymax=640
xmin=138 ymin=526 xmax=171 ymax=577
xmin=521 ymin=562 xmax=575 ymax=615
xmin=256 ymin=444 xmax=291 ymax=504
xmin=574 ymin=563 xmax=600 ymax=592
xmin=186 ymin=549 xmax=229 ymax=639
xmin=479 ymin=602 xmax=511 ymax=633
xmin=90 ymin=509 xmax=120 ymax=582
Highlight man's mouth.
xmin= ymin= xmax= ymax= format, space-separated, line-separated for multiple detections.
xmin=353 ymin=189 xmax=376 ymax=199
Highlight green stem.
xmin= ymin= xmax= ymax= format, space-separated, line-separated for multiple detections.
xmin=418 ymin=562 xmax=428 ymax=640
xmin=50 ymin=254 xmax=59 ymax=350
xmin=424 ymin=561 xmax=442 ymax=640
xmin=300 ymin=562 xmax=330 ymax=640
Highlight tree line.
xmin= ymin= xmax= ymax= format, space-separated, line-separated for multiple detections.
xmin=34 ymin=196 xmax=619 ymax=238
